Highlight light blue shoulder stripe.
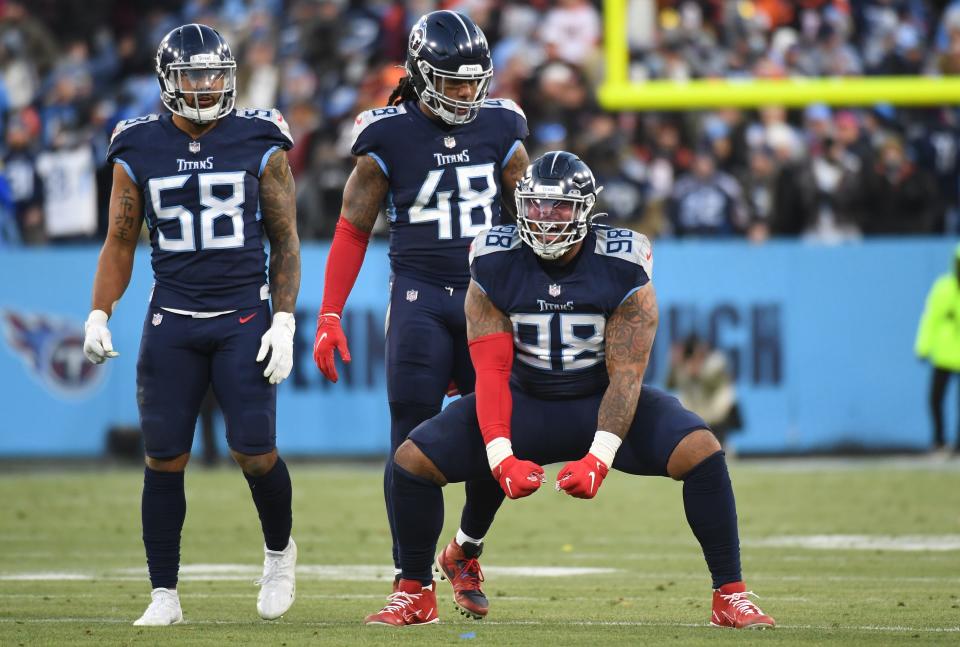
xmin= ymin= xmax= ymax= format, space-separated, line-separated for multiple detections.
xmin=258 ymin=145 xmax=281 ymax=177
xmin=367 ymin=152 xmax=389 ymax=178
xmin=502 ymin=140 xmax=522 ymax=168
xmin=114 ymin=158 xmax=137 ymax=184
xmin=618 ymin=285 xmax=644 ymax=307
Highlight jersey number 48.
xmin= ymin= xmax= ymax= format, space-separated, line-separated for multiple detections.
xmin=408 ymin=164 xmax=497 ymax=239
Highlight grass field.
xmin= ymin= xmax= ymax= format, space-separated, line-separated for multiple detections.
xmin=1 ymin=458 xmax=959 ymax=646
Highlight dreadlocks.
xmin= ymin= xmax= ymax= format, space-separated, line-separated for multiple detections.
xmin=387 ymin=75 xmax=418 ymax=107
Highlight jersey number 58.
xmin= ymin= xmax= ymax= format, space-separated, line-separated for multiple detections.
xmin=148 ymin=172 xmax=245 ymax=252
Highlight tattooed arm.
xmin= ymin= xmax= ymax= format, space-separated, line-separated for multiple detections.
xmin=499 ymin=142 xmax=529 ymax=221
xmin=465 ymin=280 xmax=512 ymax=341
xmin=342 ymin=155 xmax=389 ymax=233
xmin=91 ymin=163 xmax=144 ymax=315
xmin=260 ymin=149 xmax=301 ymax=314
xmin=597 ymin=283 xmax=660 ymax=440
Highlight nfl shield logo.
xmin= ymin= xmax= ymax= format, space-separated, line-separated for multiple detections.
xmin=444 ymin=136 xmax=456 ymax=149
xmin=189 ymin=141 xmax=201 ymax=154
xmin=406 ymin=289 xmax=419 ymax=302
xmin=152 ymin=313 xmax=163 ymax=326
xmin=548 ymin=284 xmax=562 ymax=297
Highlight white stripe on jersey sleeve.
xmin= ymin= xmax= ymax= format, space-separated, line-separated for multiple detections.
xmin=469 ymin=225 xmax=521 ymax=265
xmin=593 ymin=228 xmax=653 ymax=280
xmin=350 ymin=104 xmax=408 ymax=150
xmin=481 ymin=98 xmax=526 ymax=120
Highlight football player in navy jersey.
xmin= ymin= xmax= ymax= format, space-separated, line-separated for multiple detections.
xmin=312 ymin=10 xmax=529 ymax=619
xmin=364 ymin=152 xmax=776 ymax=629
xmin=82 ymin=24 xmax=300 ymax=625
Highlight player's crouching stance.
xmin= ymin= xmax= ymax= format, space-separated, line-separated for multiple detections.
xmin=83 ymin=24 xmax=300 ymax=625
xmin=364 ymin=152 xmax=775 ymax=629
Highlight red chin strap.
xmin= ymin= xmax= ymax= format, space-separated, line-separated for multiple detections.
xmin=319 ymin=217 xmax=372 ymax=317
xmin=468 ymin=332 xmax=514 ymax=444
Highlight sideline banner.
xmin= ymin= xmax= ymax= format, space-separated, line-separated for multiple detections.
xmin=0 ymin=239 xmax=951 ymax=456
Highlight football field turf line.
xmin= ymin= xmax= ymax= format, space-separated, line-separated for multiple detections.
xmin=1 ymin=462 xmax=959 ymax=645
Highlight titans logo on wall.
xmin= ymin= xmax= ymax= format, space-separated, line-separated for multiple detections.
xmin=2 ymin=310 xmax=106 ymax=398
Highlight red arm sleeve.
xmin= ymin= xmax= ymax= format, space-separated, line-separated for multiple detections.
xmin=468 ymin=331 xmax=514 ymax=444
xmin=320 ymin=217 xmax=372 ymax=317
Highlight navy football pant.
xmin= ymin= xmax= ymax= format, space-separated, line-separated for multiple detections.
xmin=136 ymin=304 xmax=277 ymax=458
xmin=383 ymin=275 xmax=504 ymax=568
xmin=137 ymin=303 xmax=289 ymax=587
xmin=411 ymin=385 xmax=705 ymax=480
xmin=398 ymin=385 xmax=742 ymax=587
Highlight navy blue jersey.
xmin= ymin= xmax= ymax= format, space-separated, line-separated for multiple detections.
xmin=351 ymin=98 xmax=528 ymax=288
xmin=107 ymin=109 xmax=293 ymax=310
xmin=469 ymin=225 xmax=652 ymax=399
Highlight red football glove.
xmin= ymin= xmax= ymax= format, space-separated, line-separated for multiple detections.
xmin=556 ymin=453 xmax=609 ymax=499
xmin=492 ymin=455 xmax=545 ymax=500
xmin=313 ymin=313 xmax=351 ymax=382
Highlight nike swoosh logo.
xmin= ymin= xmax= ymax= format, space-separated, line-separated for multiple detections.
xmin=645 ymin=250 xmax=652 ymax=261
xmin=588 ymin=471 xmax=596 ymax=494
xmin=504 ymin=477 xmax=514 ymax=498
xmin=239 ymin=313 xmax=257 ymax=324
xmin=318 ymin=332 xmax=328 ymax=342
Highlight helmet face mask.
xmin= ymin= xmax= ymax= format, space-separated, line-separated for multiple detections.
xmin=407 ymin=11 xmax=492 ymax=126
xmin=156 ymin=25 xmax=236 ymax=125
xmin=515 ymin=152 xmax=602 ymax=260
xmin=413 ymin=59 xmax=492 ymax=125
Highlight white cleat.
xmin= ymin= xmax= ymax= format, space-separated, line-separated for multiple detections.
xmin=133 ymin=587 xmax=183 ymax=626
xmin=257 ymin=536 xmax=297 ymax=620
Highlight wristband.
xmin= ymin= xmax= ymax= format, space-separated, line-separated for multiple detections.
xmin=589 ymin=430 xmax=622 ymax=469
xmin=485 ymin=437 xmax=513 ymax=471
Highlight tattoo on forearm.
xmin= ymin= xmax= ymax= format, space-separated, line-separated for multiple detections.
xmin=342 ymin=156 xmax=388 ymax=232
xmin=466 ymin=281 xmax=512 ymax=340
xmin=597 ymin=284 xmax=659 ymax=439
xmin=114 ymin=188 xmax=136 ymax=242
xmin=260 ymin=151 xmax=301 ymax=313
xmin=499 ymin=143 xmax=529 ymax=220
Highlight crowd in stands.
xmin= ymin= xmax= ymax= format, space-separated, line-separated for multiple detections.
xmin=2 ymin=0 xmax=960 ymax=246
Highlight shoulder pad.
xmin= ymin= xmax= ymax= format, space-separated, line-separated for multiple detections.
xmin=109 ymin=114 xmax=160 ymax=144
xmin=234 ymin=108 xmax=293 ymax=144
xmin=593 ymin=227 xmax=653 ymax=279
xmin=481 ymin=98 xmax=526 ymax=121
xmin=469 ymin=225 xmax=521 ymax=265
xmin=351 ymin=104 xmax=408 ymax=148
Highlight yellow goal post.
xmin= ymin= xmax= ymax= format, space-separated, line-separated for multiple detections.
xmin=598 ymin=0 xmax=960 ymax=110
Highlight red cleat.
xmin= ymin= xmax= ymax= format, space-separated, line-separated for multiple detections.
xmin=711 ymin=582 xmax=776 ymax=629
xmin=364 ymin=579 xmax=439 ymax=626
xmin=435 ymin=539 xmax=488 ymax=619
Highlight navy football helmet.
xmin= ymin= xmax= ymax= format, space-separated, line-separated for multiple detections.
xmin=156 ymin=24 xmax=236 ymax=124
xmin=406 ymin=11 xmax=492 ymax=125
xmin=516 ymin=151 xmax=603 ymax=260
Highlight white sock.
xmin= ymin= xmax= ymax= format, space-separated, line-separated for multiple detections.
xmin=456 ymin=528 xmax=483 ymax=546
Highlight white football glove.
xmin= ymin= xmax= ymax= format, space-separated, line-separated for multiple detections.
xmin=83 ymin=309 xmax=119 ymax=364
xmin=257 ymin=311 xmax=295 ymax=385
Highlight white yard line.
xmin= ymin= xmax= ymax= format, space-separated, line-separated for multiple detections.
xmin=750 ymin=535 xmax=960 ymax=551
